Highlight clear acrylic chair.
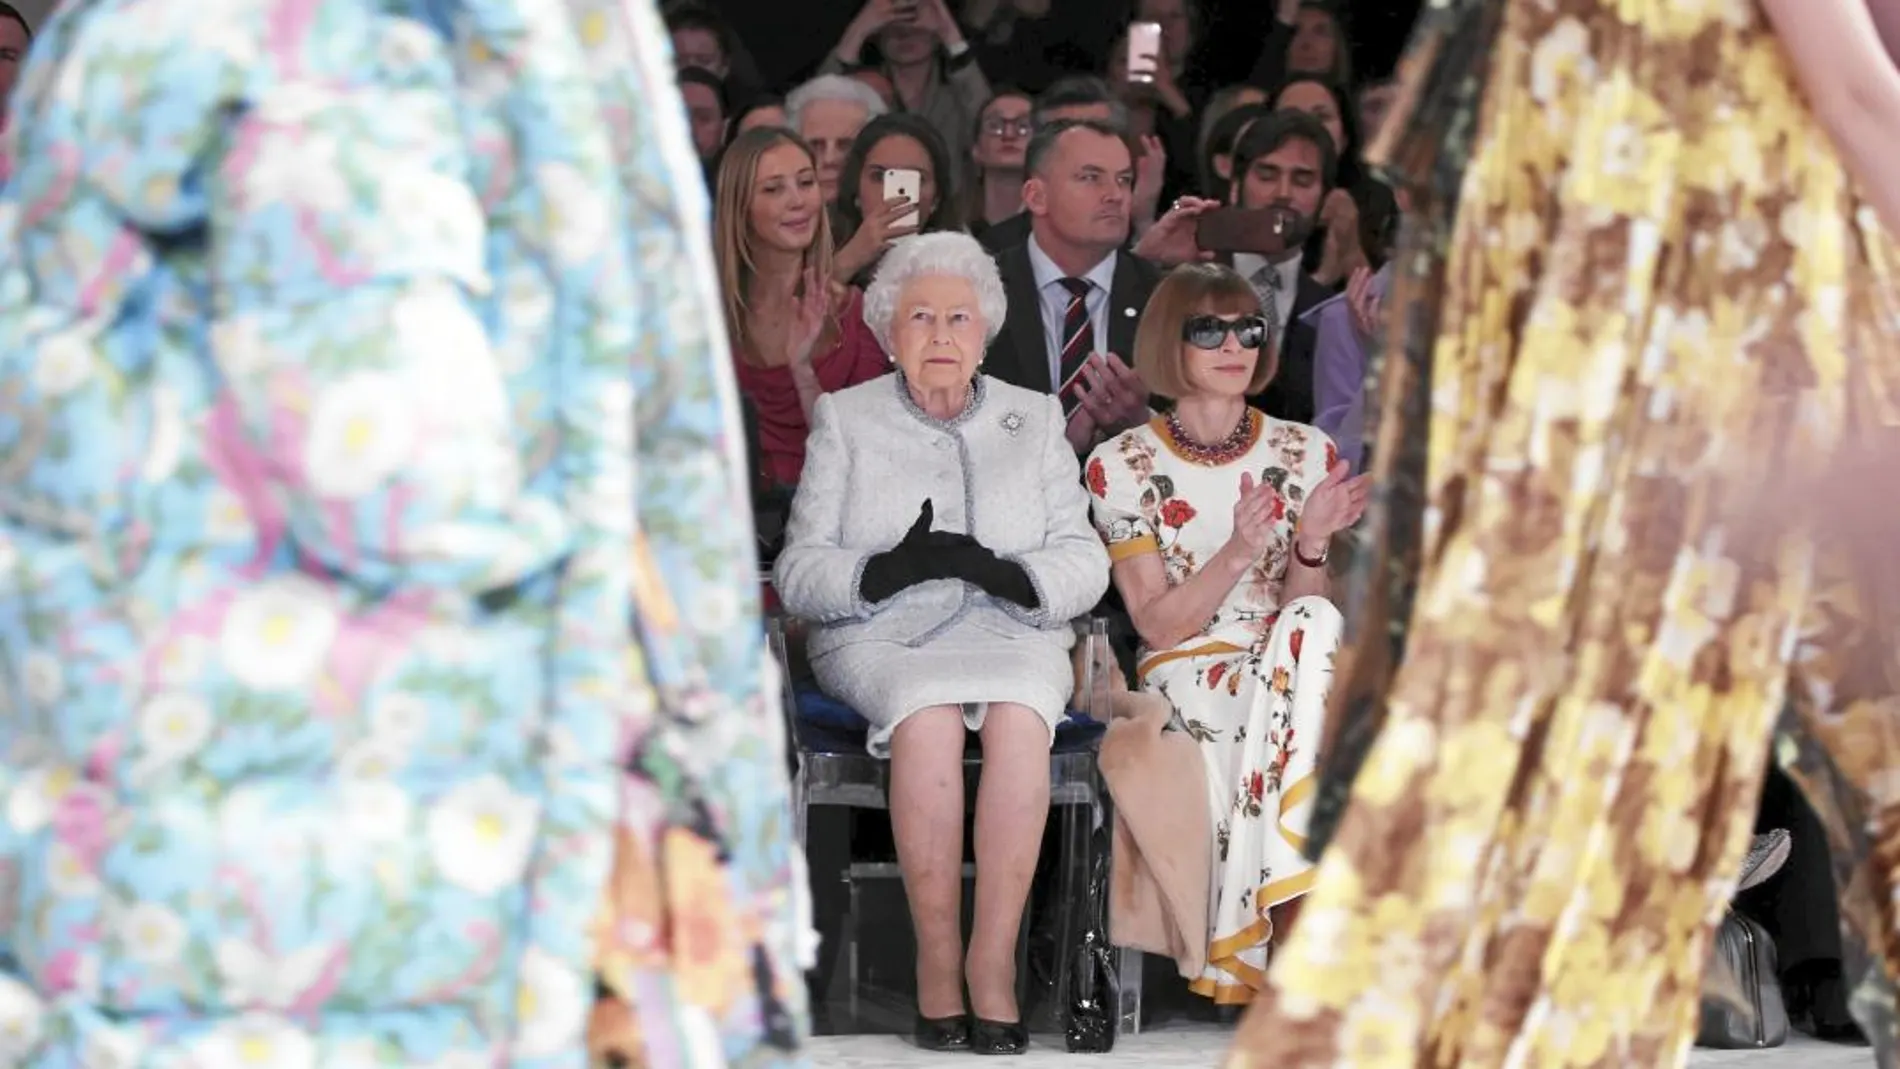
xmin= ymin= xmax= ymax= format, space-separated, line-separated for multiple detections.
xmin=768 ymin=610 xmax=1138 ymax=1050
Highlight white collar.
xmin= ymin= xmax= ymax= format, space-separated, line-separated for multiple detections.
xmin=1028 ymin=234 xmax=1118 ymax=294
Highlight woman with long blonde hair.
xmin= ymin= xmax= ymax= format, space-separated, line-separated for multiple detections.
xmin=717 ymin=126 xmax=889 ymax=491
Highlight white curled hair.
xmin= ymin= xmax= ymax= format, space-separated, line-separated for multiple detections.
xmin=786 ymin=73 xmax=888 ymax=129
xmin=861 ymin=232 xmax=1008 ymax=356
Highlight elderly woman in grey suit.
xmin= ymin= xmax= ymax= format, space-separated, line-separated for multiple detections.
xmin=775 ymin=230 xmax=1109 ymax=1053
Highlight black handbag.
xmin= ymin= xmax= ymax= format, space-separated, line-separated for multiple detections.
xmin=1696 ymin=910 xmax=1790 ymax=1049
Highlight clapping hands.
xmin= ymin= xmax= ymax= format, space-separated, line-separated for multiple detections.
xmin=789 ymin=266 xmax=835 ymax=368
xmin=1064 ymin=354 xmax=1151 ymax=450
xmin=1227 ymin=462 xmax=1370 ymax=559
xmin=1298 ymin=460 xmax=1371 ymax=545
xmin=1228 ymin=470 xmax=1286 ymax=557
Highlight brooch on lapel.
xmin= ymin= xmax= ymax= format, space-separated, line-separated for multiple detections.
xmin=999 ymin=410 xmax=1026 ymax=437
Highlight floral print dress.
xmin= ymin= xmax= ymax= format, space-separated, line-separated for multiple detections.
xmin=0 ymin=1 xmax=809 ymax=1067
xmin=1228 ymin=0 xmax=1900 ymax=1066
xmin=1086 ymin=412 xmax=1344 ymax=1005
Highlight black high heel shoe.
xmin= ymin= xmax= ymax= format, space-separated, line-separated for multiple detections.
xmin=913 ymin=1012 xmax=971 ymax=1051
xmin=969 ymin=1017 xmax=1027 ymax=1055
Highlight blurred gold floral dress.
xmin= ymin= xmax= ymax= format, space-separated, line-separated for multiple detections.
xmin=1227 ymin=0 xmax=1900 ymax=1066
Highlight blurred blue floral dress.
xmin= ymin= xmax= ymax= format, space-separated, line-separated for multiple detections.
xmin=0 ymin=0 xmax=810 ymax=1066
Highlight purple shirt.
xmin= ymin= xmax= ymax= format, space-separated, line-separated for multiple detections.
xmin=1306 ymin=263 xmax=1392 ymax=474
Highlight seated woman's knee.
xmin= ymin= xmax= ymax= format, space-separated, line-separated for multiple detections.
xmin=890 ymin=704 xmax=969 ymax=748
xmin=979 ymin=701 xmax=1054 ymax=748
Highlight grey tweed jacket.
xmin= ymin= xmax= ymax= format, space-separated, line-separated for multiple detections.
xmin=774 ymin=373 xmax=1110 ymax=656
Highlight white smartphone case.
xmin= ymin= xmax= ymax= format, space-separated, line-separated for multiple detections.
xmin=883 ymin=168 xmax=922 ymax=231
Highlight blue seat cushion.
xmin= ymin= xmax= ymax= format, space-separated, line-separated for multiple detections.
xmin=793 ymin=687 xmax=1104 ymax=755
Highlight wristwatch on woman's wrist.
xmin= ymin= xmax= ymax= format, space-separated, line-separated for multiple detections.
xmin=1293 ymin=536 xmax=1329 ymax=569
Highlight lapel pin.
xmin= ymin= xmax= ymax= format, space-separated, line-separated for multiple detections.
xmin=1000 ymin=411 xmax=1026 ymax=437
xmin=1123 ymin=307 xmax=1137 ymax=318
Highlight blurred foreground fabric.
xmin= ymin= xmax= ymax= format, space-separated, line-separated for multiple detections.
xmin=0 ymin=0 xmax=810 ymax=1065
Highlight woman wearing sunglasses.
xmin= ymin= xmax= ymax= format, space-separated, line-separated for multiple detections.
xmin=1085 ymin=262 xmax=1369 ymax=1004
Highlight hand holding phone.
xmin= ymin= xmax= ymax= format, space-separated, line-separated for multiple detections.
xmin=1126 ymin=22 xmax=1162 ymax=84
xmin=882 ymin=168 xmax=923 ymax=232
xmin=1193 ymin=207 xmax=1297 ymax=257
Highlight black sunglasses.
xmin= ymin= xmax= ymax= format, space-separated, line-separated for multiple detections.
xmin=1182 ymin=314 xmax=1269 ymax=350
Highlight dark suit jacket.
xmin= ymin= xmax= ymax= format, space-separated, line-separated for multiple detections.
xmin=976 ymin=212 xmax=1033 ymax=257
xmin=986 ymin=241 xmax=1162 ymax=397
xmin=1247 ymin=271 xmax=1334 ymax=428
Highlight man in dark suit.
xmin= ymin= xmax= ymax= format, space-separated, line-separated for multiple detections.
xmin=985 ymin=119 xmax=1158 ymax=454
xmin=977 ymin=77 xmax=1129 ymax=257
xmin=1226 ymin=111 xmax=1337 ymax=426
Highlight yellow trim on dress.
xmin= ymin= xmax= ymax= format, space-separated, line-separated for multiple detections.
xmin=1192 ymin=772 xmax=1321 ymax=1002
xmin=1107 ymin=534 xmax=1160 ymax=562
xmin=1136 ymin=641 xmax=1248 ymax=682
xmin=1277 ymin=775 xmax=1316 ymax=856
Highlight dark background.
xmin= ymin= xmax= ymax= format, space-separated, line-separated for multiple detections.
xmin=715 ymin=0 xmax=1422 ymax=94
xmin=11 ymin=2 xmax=1423 ymax=96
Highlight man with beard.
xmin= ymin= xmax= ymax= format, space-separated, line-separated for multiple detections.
xmin=1228 ymin=110 xmax=1337 ymax=426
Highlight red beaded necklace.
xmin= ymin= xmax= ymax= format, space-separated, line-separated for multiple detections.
xmin=1162 ymin=409 xmax=1261 ymax=466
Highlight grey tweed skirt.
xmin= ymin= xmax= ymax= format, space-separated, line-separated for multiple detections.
xmin=810 ymin=618 xmax=1073 ymax=757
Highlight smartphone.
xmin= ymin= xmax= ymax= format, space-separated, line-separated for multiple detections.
xmin=1194 ymin=206 xmax=1296 ymax=256
xmin=1126 ymin=22 xmax=1163 ymax=84
xmin=882 ymin=167 xmax=923 ymax=232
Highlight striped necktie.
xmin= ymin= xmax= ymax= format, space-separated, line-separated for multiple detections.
xmin=1251 ymin=262 xmax=1283 ymax=349
xmin=1056 ymin=276 xmax=1094 ymax=415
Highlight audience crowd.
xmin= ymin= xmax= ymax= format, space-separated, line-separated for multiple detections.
xmin=666 ymin=0 xmax=1864 ymax=1046
xmin=707 ymin=0 xmax=1405 ymax=1041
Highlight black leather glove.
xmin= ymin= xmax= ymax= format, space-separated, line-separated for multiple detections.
xmin=940 ymin=544 xmax=1041 ymax=610
xmin=860 ymin=501 xmax=954 ymax=604
xmin=859 ymin=501 xmax=1040 ymax=610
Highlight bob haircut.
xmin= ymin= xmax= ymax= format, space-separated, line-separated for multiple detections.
xmin=1133 ymin=264 xmax=1273 ymax=400
xmin=861 ymin=232 xmax=1008 ymax=356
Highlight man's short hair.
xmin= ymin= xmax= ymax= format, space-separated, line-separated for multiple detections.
xmin=1231 ymin=110 xmax=1337 ymax=190
xmin=676 ymin=65 xmax=728 ymax=115
xmin=1031 ymin=76 xmax=1128 ymax=134
xmin=786 ymin=73 xmax=889 ymax=130
xmin=0 ymin=2 xmax=30 ymax=39
xmin=1024 ymin=118 xmax=1126 ymax=180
